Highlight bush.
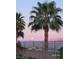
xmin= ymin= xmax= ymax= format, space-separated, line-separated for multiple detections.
xmin=16 ymin=55 xmax=37 ymax=59
xmin=58 ymin=47 xmax=63 ymax=59
xmin=16 ymin=55 xmax=26 ymax=59
xmin=27 ymin=57 xmax=36 ymax=59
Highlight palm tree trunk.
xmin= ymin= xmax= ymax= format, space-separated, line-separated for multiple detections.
xmin=44 ymin=28 xmax=48 ymax=51
xmin=16 ymin=31 xmax=18 ymax=41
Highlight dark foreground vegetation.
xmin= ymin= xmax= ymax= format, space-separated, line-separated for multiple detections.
xmin=16 ymin=55 xmax=36 ymax=59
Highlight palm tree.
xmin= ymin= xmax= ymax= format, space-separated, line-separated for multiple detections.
xmin=16 ymin=12 xmax=25 ymax=39
xmin=28 ymin=1 xmax=63 ymax=51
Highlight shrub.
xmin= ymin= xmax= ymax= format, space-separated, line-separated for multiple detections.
xmin=58 ymin=47 xmax=63 ymax=59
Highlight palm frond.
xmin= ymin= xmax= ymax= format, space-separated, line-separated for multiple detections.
xmin=37 ymin=2 xmax=42 ymax=7
xmin=30 ymin=10 xmax=38 ymax=15
xmin=56 ymin=8 xmax=62 ymax=13
xmin=33 ymin=7 xmax=42 ymax=14
xmin=30 ymin=15 xmax=37 ymax=19
xmin=29 ymin=1 xmax=63 ymax=32
xmin=16 ymin=12 xmax=25 ymax=31
xmin=50 ymin=19 xmax=62 ymax=32
xmin=33 ymin=7 xmax=40 ymax=11
xmin=28 ymin=21 xmax=34 ymax=27
xmin=54 ymin=15 xmax=63 ymax=26
xmin=31 ymin=24 xmax=42 ymax=31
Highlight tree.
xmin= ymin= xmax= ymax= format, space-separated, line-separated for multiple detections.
xmin=28 ymin=1 xmax=63 ymax=51
xmin=16 ymin=12 xmax=25 ymax=39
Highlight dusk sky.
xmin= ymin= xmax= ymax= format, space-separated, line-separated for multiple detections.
xmin=16 ymin=0 xmax=63 ymax=41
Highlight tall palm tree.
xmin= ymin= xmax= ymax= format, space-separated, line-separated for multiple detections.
xmin=28 ymin=1 xmax=63 ymax=51
xmin=16 ymin=12 xmax=25 ymax=39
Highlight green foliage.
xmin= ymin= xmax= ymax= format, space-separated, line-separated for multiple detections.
xmin=17 ymin=31 xmax=24 ymax=38
xmin=16 ymin=55 xmax=36 ymax=59
xmin=28 ymin=1 xmax=63 ymax=51
xmin=28 ymin=1 xmax=63 ymax=32
xmin=16 ymin=12 xmax=25 ymax=37
xmin=58 ymin=47 xmax=63 ymax=59
xmin=27 ymin=57 xmax=36 ymax=59
xmin=16 ymin=55 xmax=26 ymax=59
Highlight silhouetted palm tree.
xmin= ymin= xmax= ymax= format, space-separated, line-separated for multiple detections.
xmin=16 ymin=12 xmax=25 ymax=39
xmin=28 ymin=1 xmax=63 ymax=51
